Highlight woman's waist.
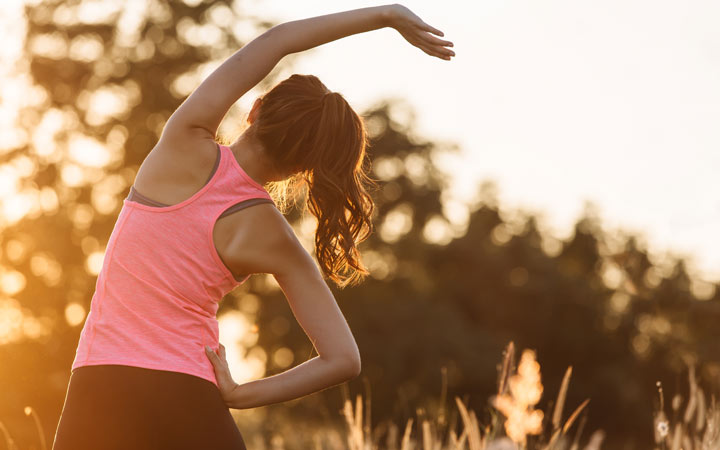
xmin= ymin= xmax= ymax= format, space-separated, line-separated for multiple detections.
xmin=72 ymin=363 xmax=217 ymax=389
xmin=71 ymin=356 xmax=219 ymax=388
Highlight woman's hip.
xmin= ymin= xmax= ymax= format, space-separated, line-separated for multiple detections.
xmin=52 ymin=364 xmax=246 ymax=450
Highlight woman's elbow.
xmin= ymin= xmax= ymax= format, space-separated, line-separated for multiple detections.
xmin=344 ymin=355 xmax=361 ymax=379
xmin=330 ymin=353 xmax=361 ymax=381
xmin=343 ymin=345 xmax=362 ymax=379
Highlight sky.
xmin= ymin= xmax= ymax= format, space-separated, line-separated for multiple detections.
xmin=0 ymin=0 xmax=718 ymax=284
xmin=241 ymin=0 xmax=720 ymax=283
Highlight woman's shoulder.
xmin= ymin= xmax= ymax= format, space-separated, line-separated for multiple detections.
xmin=222 ymin=203 xmax=312 ymax=277
xmin=151 ymin=128 xmax=219 ymax=171
xmin=131 ymin=131 xmax=219 ymax=204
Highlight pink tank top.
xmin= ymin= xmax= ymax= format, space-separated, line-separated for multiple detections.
xmin=71 ymin=143 xmax=276 ymax=387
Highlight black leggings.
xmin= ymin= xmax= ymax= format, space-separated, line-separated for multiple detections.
xmin=52 ymin=365 xmax=247 ymax=450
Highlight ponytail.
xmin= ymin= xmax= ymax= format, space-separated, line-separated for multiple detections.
xmin=249 ymin=74 xmax=378 ymax=288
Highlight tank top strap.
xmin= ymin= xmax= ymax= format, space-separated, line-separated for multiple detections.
xmin=219 ymin=144 xmax=274 ymax=203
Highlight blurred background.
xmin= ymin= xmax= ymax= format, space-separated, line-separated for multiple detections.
xmin=0 ymin=0 xmax=718 ymax=448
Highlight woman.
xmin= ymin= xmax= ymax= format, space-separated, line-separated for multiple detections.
xmin=52 ymin=4 xmax=454 ymax=449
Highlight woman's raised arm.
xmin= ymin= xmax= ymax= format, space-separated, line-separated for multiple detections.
xmin=162 ymin=4 xmax=454 ymax=140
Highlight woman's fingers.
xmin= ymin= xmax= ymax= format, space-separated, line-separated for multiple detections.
xmin=420 ymin=32 xmax=453 ymax=49
xmin=408 ymin=27 xmax=454 ymax=59
xmin=392 ymin=4 xmax=451 ymax=57
xmin=416 ymin=30 xmax=454 ymax=56
xmin=420 ymin=21 xmax=444 ymax=37
xmin=418 ymin=44 xmax=438 ymax=59
xmin=422 ymin=42 xmax=454 ymax=58
xmin=205 ymin=345 xmax=224 ymax=368
xmin=416 ymin=42 xmax=453 ymax=60
xmin=205 ymin=345 xmax=217 ymax=361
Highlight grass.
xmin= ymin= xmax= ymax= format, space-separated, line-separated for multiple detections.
xmin=2 ymin=341 xmax=716 ymax=449
xmin=653 ymin=364 xmax=720 ymax=449
xmin=331 ymin=341 xmax=602 ymax=450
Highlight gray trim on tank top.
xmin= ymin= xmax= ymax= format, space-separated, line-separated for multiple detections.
xmin=125 ymin=142 xmax=273 ymax=282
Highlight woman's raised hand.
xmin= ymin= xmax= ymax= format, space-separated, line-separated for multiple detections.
xmin=385 ymin=4 xmax=455 ymax=60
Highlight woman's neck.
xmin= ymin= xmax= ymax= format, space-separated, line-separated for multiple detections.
xmin=229 ymin=133 xmax=278 ymax=185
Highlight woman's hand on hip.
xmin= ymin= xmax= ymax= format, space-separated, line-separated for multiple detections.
xmin=205 ymin=343 xmax=239 ymax=405
xmin=385 ymin=4 xmax=455 ymax=60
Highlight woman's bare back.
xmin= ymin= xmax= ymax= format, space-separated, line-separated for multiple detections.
xmin=130 ymin=134 xmax=279 ymax=278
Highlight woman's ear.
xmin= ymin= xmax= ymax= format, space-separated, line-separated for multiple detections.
xmin=248 ymin=97 xmax=263 ymax=124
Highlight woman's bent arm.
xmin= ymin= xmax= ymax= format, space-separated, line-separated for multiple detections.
xmin=225 ymin=349 xmax=359 ymax=410
xmin=205 ymin=206 xmax=362 ymax=409
xmin=164 ymin=5 xmax=395 ymax=139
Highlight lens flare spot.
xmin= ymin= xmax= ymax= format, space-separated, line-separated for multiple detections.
xmin=64 ymin=302 xmax=86 ymax=326
xmin=1 ymin=270 xmax=26 ymax=295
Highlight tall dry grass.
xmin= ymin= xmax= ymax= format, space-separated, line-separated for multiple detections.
xmin=334 ymin=341 xmax=603 ymax=450
xmin=653 ymin=364 xmax=720 ymax=450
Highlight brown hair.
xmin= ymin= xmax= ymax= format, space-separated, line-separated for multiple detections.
xmin=228 ymin=74 xmax=377 ymax=289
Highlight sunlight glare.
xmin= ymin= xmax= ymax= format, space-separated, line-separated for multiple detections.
xmin=610 ymin=292 xmax=631 ymax=313
xmin=600 ymin=261 xmax=624 ymax=290
xmin=70 ymin=203 xmax=95 ymax=230
xmin=0 ymin=128 xmax=28 ymax=152
xmin=238 ymin=294 xmax=259 ymax=314
xmin=81 ymin=85 xmax=134 ymax=126
xmin=39 ymin=256 xmax=63 ymax=287
xmin=422 ymin=214 xmax=453 ymax=245
xmin=0 ymin=270 xmax=26 ymax=295
xmin=68 ymin=134 xmax=113 ymax=168
xmin=272 ymin=347 xmax=294 ymax=369
xmin=540 ymin=235 xmax=563 ymax=257
xmin=442 ymin=198 xmax=469 ymax=228
xmin=5 ymin=239 xmax=27 ymax=263
xmin=64 ymin=302 xmax=86 ymax=326
xmin=30 ymin=253 xmax=50 ymax=277
xmin=373 ymin=156 xmax=404 ymax=181
xmin=22 ymin=314 xmax=51 ymax=340
xmin=363 ymin=249 xmax=397 ymax=280
xmin=176 ymin=17 xmax=223 ymax=47
xmin=404 ymin=154 xmax=429 ymax=186
xmin=171 ymin=71 xmax=201 ymax=98
xmin=691 ymin=279 xmax=716 ymax=300
xmin=0 ymin=298 xmax=24 ymax=344
xmin=207 ymin=4 xmax=233 ymax=28
xmin=379 ymin=203 xmax=413 ymax=243
xmin=92 ymin=174 xmax=126 ymax=215
xmin=60 ymin=163 xmax=86 ymax=187
xmin=0 ymin=167 xmax=19 ymax=197
xmin=38 ymin=186 xmax=59 ymax=214
xmin=105 ymin=124 xmax=129 ymax=154
xmin=491 ymin=223 xmax=513 ymax=246
xmin=11 ymin=155 xmax=35 ymax=178
xmin=77 ymin=0 xmax=122 ymax=24
xmin=32 ymin=108 xmax=64 ymax=157
xmin=29 ymin=32 xmax=68 ymax=58
xmin=85 ymin=251 xmax=105 ymax=276
xmin=113 ymin=0 xmax=148 ymax=48
xmin=68 ymin=34 xmax=104 ymax=62
xmin=218 ymin=311 xmax=266 ymax=383
xmin=1 ymin=191 xmax=36 ymax=226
